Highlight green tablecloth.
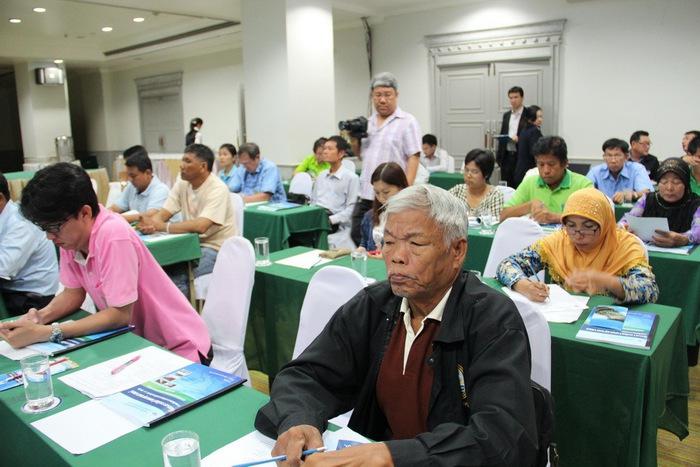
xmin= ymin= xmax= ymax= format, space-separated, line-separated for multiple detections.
xmin=0 ymin=329 xmax=268 ymax=466
xmin=428 ymin=171 xmax=463 ymax=190
xmin=243 ymin=204 xmax=330 ymax=252
xmin=615 ymin=202 xmax=634 ymax=221
xmin=463 ymin=228 xmax=700 ymax=346
xmin=142 ymin=233 xmax=202 ymax=266
xmin=244 ymin=247 xmax=689 ymax=467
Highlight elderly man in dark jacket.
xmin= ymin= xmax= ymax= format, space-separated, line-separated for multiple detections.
xmin=255 ymin=184 xmax=538 ymax=466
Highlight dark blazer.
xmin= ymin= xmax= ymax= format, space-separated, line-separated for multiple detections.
xmin=496 ymin=109 xmax=528 ymax=165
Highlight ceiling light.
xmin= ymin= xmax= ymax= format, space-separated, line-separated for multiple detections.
xmin=9 ymin=18 xmax=22 ymax=24
xmin=33 ymin=7 xmax=47 ymax=13
xmin=54 ymin=59 xmax=64 ymax=64
xmin=133 ymin=17 xmax=145 ymax=23
xmin=101 ymin=26 xmax=113 ymax=32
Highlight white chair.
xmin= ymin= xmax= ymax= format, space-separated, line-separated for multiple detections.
xmin=105 ymin=181 xmax=123 ymax=209
xmin=90 ymin=178 xmax=98 ymax=194
xmin=230 ymin=192 xmax=245 ymax=234
xmin=483 ymin=217 xmax=546 ymax=278
xmin=292 ymin=265 xmax=366 ymax=359
xmin=446 ymin=155 xmax=456 ymax=173
xmin=496 ymin=185 xmax=516 ymax=203
xmin=201 ymin=236 xmax=256 ymax=384
xmin=341 ymin=159 xmax=357 ymax=173
xmin=289 ymin=172 xmax=313 ymax=198
xmin=509 ymin=298 xmax=551 ymax=390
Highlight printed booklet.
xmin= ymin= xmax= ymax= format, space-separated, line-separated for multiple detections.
xmin=575 ymin=305 xmax=658 ymax=350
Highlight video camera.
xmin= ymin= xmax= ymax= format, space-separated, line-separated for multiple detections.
xmin=338 ymin=116 xmax=368 ymax=139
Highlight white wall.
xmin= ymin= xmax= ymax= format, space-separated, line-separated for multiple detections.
xmin=89 ymin=48 xmax=244 ymax=154
xmin=335 ymin=0 xmax=700 ymax=160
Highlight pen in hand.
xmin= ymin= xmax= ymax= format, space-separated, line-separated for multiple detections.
xmin=231 ymin=446 xmax=327 ymax=467
xmin=528 ymin=276 xmax=550 ymax=302
xmin=110 ymin=355 xmax=141 ymax=375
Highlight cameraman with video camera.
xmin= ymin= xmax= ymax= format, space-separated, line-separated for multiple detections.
xmin=345 ymin=72 xmax=422 ymax=245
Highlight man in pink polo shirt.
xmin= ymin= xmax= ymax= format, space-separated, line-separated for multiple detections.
xmin=0 ymin=163 xmax=210 ymax=363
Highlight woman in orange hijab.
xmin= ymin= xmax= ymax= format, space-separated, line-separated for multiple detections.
xmin=496 ymin=187 xmax=658 ymax=304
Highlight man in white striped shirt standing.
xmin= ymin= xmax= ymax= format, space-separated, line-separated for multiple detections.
xmin=350 ymin=72 xmax=422 ymax=245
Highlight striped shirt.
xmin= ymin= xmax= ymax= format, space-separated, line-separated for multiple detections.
xmin=359 ymin=107 xmax=421 ymax=200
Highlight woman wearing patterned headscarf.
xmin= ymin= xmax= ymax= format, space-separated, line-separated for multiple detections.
xmin=620 ymin=157 xmax=700 ymax=246
xmin=497 ymin=187 xmax=658 ymax=304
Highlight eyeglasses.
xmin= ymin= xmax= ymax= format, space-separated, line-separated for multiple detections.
xmin=372 ymin=92 xmax=395 ymax=100
xmin=564 ymin=224 xmax=599 ymax=237
xmin=36 ymin=217 xmax=71 ymax=235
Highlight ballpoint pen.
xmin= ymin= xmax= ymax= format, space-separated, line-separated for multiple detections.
xmin=231 ymin=447 xmax=327 ymax=467
xmin=110 ymin=355 xmax=141 ymax=375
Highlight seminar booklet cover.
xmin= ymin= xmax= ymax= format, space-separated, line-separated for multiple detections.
xmin=575 ymin=305 xmax=658 ymax=350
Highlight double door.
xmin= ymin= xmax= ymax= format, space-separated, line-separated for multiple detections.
xmin=438 ymin=60 xmax=553 ymax=160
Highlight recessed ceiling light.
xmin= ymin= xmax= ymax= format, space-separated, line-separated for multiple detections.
xmin=33 ymin=7 xmax=47 ymax=13
xmin=133 ymin=17 xmax=145 ymax=23
xmin=54 ymin=59 xmax=64 ymax=64
xmin=9 ymin=18 xmax=22 ymax=24
xmin=101 ymin=26 xmax=113 ymax=32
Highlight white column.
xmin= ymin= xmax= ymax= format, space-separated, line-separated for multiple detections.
xmin=242 ymin=0 xmax=335 ymax=165
xmin=14 ymin=62 xmax=72 ymax=167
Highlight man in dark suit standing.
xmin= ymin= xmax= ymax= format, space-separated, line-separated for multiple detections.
xmin=497 ymin=86 xmax=526 ymax=187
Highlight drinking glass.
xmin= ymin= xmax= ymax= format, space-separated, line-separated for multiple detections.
xmin=480 ymin=215 xmax=495 ymax=234
xmin=254 ymin=237 xmax=271 ymax=267
xmin=20 ymin=354 xmax=57 ymax=413
xmin=498 ymin=181 xmax=508 ymax=187
xmin=350 ymin=250 xmax=368 ymax=280
xmin=162 ymin=430 xmax=201 ymax=467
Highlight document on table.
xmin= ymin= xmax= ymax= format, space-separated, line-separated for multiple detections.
xmin=140 ymin=232 xmax=189 ymax=243
xmin=0 ymin=340 xmax=41 ymax=360
xmin=627 ymin=216 xmax=669 ymax=242
xmin=31 ymin=400 xmax=140 ymax=455
xmin=275 ymin=249 xmax=333 ymax=269
xmin=502 ymin=284 xmax=589 ymax=323
xmin=202 ymin=426 xmax=370 ymax=467
xmin=59 ymin=346 xmax=190 ymax=398
xmin=645 ymin=243 xmax=695 ymax=255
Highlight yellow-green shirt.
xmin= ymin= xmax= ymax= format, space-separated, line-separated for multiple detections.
xmin=294 ymin=154 xmax=330 ymax=178
xmin=691 ymin=173 xmax=700 ymax=195
xmin=504 ymin=170 xmax=594 ymax=213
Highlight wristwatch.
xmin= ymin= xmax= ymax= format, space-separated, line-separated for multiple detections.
xmin=49 ymin=322 xmax=64 ymax=343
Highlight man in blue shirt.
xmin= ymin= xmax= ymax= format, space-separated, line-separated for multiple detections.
xmin=0 ymin=173 xmax=58 ymax=316
xmin=230 ymin=142 xmax=287 ymax=203
xmin=110 ymin=146 xmax=171 ymax=222
xmin=586 ymin=138 xmax=654 ymax=204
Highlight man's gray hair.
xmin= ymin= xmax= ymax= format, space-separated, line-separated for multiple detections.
xmin=370 ymin=72 xmax=399 ymax=91
xmin=382 ymin=184 xmax=468 ymax=245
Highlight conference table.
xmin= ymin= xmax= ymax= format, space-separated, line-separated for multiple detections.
xmin=427 ymin=171 xmax=463 ymax=190
xmin=4 ymin=168 xmax=111 ymax=205
xmin=243 ymin=203 xmax=330 ymax=252
xmin=0 ymin=329 xmax=268 ymax=466
xmin=463 ymin=227 xmax=700 ymax=347
xmin=244 ymin=246 xmax=688 ymax=467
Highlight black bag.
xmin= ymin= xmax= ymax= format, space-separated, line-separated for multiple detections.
xmin=531 ymin=380 xmax=558 ymax=467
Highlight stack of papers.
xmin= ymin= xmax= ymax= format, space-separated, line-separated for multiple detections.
xmin=502 ymin=284 xmax=589 ymax=323
xmin=627 ymin=217 xmax=669 ymax=242
xmin=645 ymin=243 xmax=695 ymax=255
xmin=202 ymin=426 xmax=370 ymax=467
xmin=140 ymin=232 xmax=189 ymax=243
xmin=275 ymin=249 xmax=333 ymax=269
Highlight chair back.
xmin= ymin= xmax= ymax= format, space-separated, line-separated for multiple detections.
xmin=230 ymin=192 xmax=245 ymax=234
xmin=105 ymin=182 xmax=123 ymax=209
xmin=483 ymin=217 xmax=546 ymax=278
xmin=510 ymin=298 xmax=551 ymax=390
xmin=341 ymin=159 xmax=357 ymax=173
xmin=292 ymin=266 xmax=366 ymax=359
xmin=289 ymin=172 xmax=313 ymax=197
xmin=446 ymin=155 xmax=456 ymax=173
xmin=496 ymin=185 xmax=516 ymax=203
xmin=201 ymin=236 xmax=256 ymax=383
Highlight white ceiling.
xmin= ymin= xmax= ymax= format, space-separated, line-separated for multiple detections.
xmin=0 ymin=0 xmax=481 ymax=70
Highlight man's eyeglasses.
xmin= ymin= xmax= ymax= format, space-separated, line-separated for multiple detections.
xmin=564 ymin=224 xmax=599 ymax=237
xmin=36 ymin=217 xmax=71 ymax=235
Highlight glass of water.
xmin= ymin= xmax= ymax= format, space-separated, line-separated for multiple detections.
xmin=20 ymin=354 xmax=56 ymax=413
xmin=254 ymin=237 xmax=271 ymax=267
xmin=480 ymin=215 xmax=495 ymax=234
xmin=162 ymin=430 xmax=201 ymax=467
xmin=350 ymin=250 xmax=368 ymax=280
xmin=498 ymin=181 xmax=508 ymax=187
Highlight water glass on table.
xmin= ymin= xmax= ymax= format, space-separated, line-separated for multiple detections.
xmin=350 ymin=250 xmax=368 ymax=280
xmin=162 ymin=430 xmax=201 ymax=467
xmin=20 ymin=354 xmax=58 ymax=413
xmin=480 ymin=215 xmax=496 ymax=234
xmin=254 ymin=237 xmax=271 ymax=267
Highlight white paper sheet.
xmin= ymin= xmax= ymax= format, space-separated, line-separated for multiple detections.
xmin=645 ymin=243 xmax=694 ymax=255
xmin=503 ymin=284 xmax=589 ymax=323
xmin=140 ymin=232 xmax=189 ymax=243
xmin=0 ymin=340 xmax=42 ymax=360
xmin=627 ymin=216 xmax=669 ymax=242
xmin=275 ymin=249 xmax=333 ymax=269
xmin=202 ymin=427 xmax=370 ymax=467
xmin=59 ymin=346 xmax=190 ymax=398
xmin=31 ymin=400 xmax=141 ymax=454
